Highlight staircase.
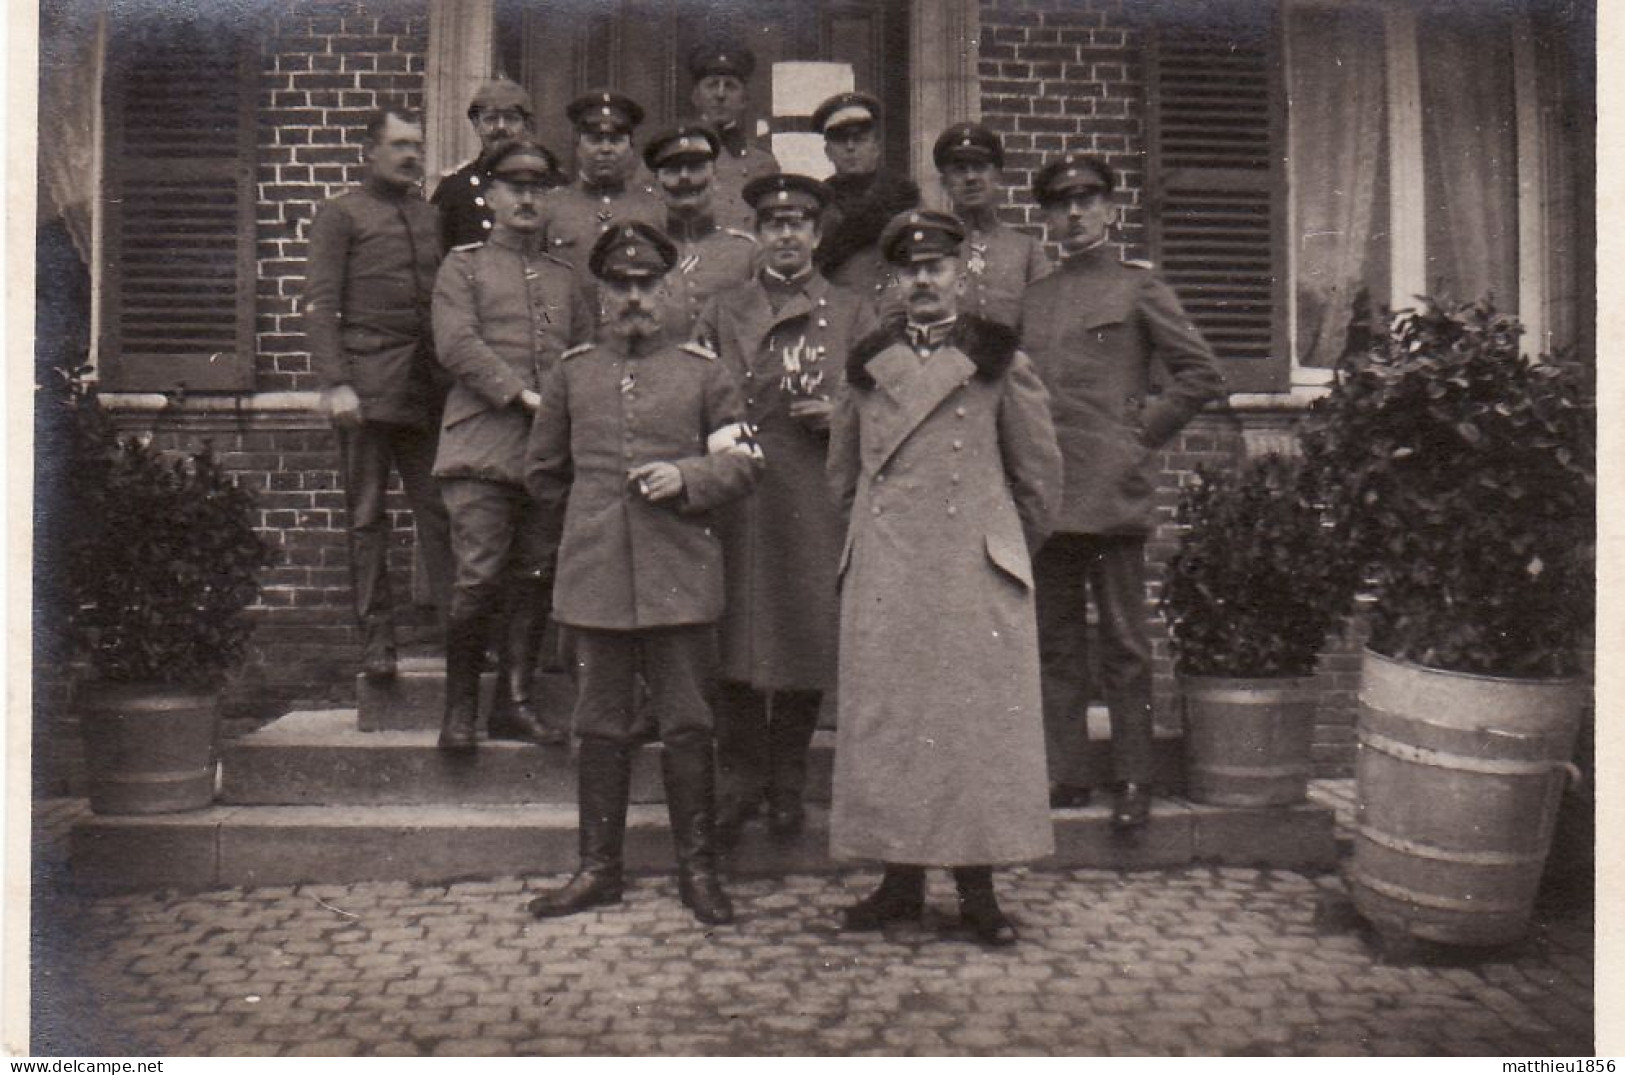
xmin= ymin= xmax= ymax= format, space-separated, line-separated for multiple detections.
xmin=69 ymin=661 xmax=1336 ymax=891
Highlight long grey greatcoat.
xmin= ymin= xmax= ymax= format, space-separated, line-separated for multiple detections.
xmin=697 ymin=271 xmax=874 ymax=689
xmin=827 ymin=316 xmax=1063 ymax=866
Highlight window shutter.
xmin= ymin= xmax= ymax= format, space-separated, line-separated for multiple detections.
xmin=100 ymin=21 xmax=257 ymax=393
xmin=1146 ymin=11 xmax=1287 ymax=393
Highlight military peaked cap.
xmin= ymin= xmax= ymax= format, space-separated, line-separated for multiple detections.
xmin=687 ymin=40 xmax=755 ymax=81
xmin=468 ymin=78 xmax=533 ymax=120
xmin=567 ymin=90 xmax=645 ymax=134
xmin=879 ymin=209 xmax=966 ymax=265
xmin=1032 ymin=153 xmax=1116 ymax=206
xmin=933 ymin=122 xmax=1003 ymax=170
xmin=811 ymin=91 xmax=882 ymax=135
xmin=643 ymin=124 xmax=721 ymax=170
xmin=589 ymin=221 xmax=679 ymax=282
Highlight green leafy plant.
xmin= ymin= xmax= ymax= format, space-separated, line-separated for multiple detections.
xmin=1299 ymin=296 xmax=1594 ymax=678
xmin=44 ymin=365 xmax=275 ymax=687
xmin=1160 ymin=453 xmax=1356 ymax=678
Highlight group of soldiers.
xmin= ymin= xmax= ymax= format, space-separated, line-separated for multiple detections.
xmin=302 ymin=40 xmax=1225 ymax=946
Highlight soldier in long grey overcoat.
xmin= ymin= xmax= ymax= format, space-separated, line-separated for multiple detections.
xmin=695 ymin=174 xmax=876 ymax=846
xmin=828 ymin=210 xmax=1062 ymax=946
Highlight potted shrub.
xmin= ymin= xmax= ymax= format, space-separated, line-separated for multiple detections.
xmin=44 ymin=365 xmax=275 ymax=814
xmin=1160 ymin=452 xmax=1355 ymax=806
xmin=1300 ymin=296 xmax=1594 ymax=947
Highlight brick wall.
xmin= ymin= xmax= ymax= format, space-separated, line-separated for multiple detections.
xmin=978 ymin=0 xmax=1362 ymax=773
xmin=255 ymin=0 xmax=430 ymax=392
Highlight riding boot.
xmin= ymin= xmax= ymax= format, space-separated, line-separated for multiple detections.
xmin=438 ymin=610 xmax=486 ymax=752
xmin=841 ymin=864 xmax=926 ymax=931
xmin=953 ymin=865 xmax=1018 ymax=946
xmin=661 ymin=732 xmax=735 ymax=926
xmin=361 ymin=614 xmax=397 ymax=680
xmin=527 ymin=738 xmax=632 ymax=917
xmin=765 ymin=690 xmax=823 ymax=838
xmin=488 ymin=579 xmax=566 ymax=745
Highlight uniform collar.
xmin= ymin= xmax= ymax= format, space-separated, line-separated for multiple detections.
xmin=664 ymin=210 xmax=718 ymax=243
xmin=1061 ymin=238 xmax=1113 ymax=269
xmin=363 ymin=174 xmax=416 ymax=200
xmin=488 ymin=227 xmax=546 ymax=255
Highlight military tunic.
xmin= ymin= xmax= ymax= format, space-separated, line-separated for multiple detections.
xmin=709 ymin=131 xmax=780 ymax=232
xmin=817 ymin=169 xmax=921 ymax=302
xmin=961 ymin=222 xmax=1052 ymax=329
xmin=697 ymin=270 xmax=873 ymax=689
xmin=430 ymin=158 xmax=495 ymax=252
xmin=660 ymin=214 xmax=759 ymax=341
xmin=525 ymin=335 xmax=760 ymax=631
xmin=536 ymin=178 xmax=664 ymax=289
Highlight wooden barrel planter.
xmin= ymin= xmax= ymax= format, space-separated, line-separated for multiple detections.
xmin=1349 ymin=648 xmax=1583 ymax=947
xmin=80 ymin=682 xmax=220 ymax=815
xmin=1180 ymin=676 xmax=1317 ymax=807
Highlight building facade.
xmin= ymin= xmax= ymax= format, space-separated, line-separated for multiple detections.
xmin=36 ymin=0 xmax=1596 ymax=772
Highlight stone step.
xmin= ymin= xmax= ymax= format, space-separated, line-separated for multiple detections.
xmin=221 ymin=709 xmax=1187 ymax=806
xmin=69 ymin=799 xmax=1336 ymax=892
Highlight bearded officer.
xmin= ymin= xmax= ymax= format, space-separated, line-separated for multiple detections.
xmin=1019 ymin=153 xmax=1225 ymax=827
xmin=536 ymin=90 xmax=663 ymax=289
xmin=431 ymin=139 xmax=595 ymax=752
xmin=431 ymin=77 xmax=561 ymax=252
xmin=643 ymin=124 xmax=758 ymax=341
xmin=695 ymin=173 xmax=876 ymax=848
xmin=685 ymin=39 xmax=779 ymax=231
xmin=525 ymin=222 xmax=761 ymax=927
xmin=934 ymin=122 xmax=1051 ymax=329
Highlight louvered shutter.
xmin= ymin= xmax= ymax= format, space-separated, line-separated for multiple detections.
xmin=100 ymin=21 xmax=256 ymax=392
xmin=1146 ymin=11 xmax=1287 ymax=393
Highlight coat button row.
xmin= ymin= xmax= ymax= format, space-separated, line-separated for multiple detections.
xmin=952 ymin=439 xmax=964 ymax=450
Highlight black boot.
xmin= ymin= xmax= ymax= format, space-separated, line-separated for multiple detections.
xmin=488 ymin=579 xmax=567 ymax=745
xmin=662 ymin=733 xmax=735 ymax=926
xmin=528 ymin=738 xmax=631 ymax=917
xmin=765 ymin=690 xmax=822 ymax=838
xmin=438 ymin=611 xmax=486 ymax=752
xmin=841 ymin=864 xmax=926 ymax=931
xmin=953 ymin=866 xmax=1017 ymax=947
xmin=361 ymin=616 xmax=397 ymax=680
xmin=713 ymin=681 xmax=769 ymax=851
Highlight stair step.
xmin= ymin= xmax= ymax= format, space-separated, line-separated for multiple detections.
xmin=68 ymin=800 xmax=1336 ymax=892
xmin=222 ymin=710 xmax=1187 ymax=806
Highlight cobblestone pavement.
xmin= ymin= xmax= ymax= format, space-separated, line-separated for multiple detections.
xmin=27 ymin=797 xmax=1595 ymax=1057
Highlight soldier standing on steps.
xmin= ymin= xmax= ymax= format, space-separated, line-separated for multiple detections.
xmin=303 ymin=106 xmax=454 ymax=681
xmin=430 ymin=78 xmax=560 ymax=253
xmin=525 ymin=222 xmax=761 ymax=927
xmin=684 ymin=38 xmax=780 ymax=231
xmin=430 ymin=139 xmax=595 ymax=753
xmin=1019 ymin=153 xmax=1226 ymax=827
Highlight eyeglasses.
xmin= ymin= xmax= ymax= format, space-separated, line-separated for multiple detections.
xmin=476 ymin=109 xmax=526 ymax=128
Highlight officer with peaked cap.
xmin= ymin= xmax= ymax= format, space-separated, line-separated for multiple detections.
xmin=932 ymin=121 xmax=1051 ymax=328
xmin=535 ymin=90 xmax=662 ymax=289
xmin=643 ymin=124 xmax=758 ymax=339
xmin=808 ymin=91 xmax=919 ymax=302
xmin=525 ymin=220 xmax=761 ymax=928
xmin=432 ymin=78 xmax=558 ymax=252
xmin=430 ymin=139 xmax=595 ymax=753
xmin=686 ymin=38 xmax=780 ymax=230
xmin=1019 ymin=152 xmax=1225 ymax=828
xmin=828 ymin=207 xmax=1061 ymax=947
xmin=695 ymin=172 xmax=877 ymax=850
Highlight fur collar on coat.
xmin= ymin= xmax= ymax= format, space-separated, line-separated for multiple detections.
xmin=845 ymin=314 xmax=1018 ymax=390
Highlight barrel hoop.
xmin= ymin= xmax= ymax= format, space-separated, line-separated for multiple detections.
xmin=97 ymin=768 xmax=213 ymax=785
xmin=1184 ymin=687 xmax=1317 ymax=705
xmin=1358 ymin=730 xmax=1569 ymax=777
xmin=1349 ymin=870 xmax=1529 ymax=915
xmin=1359 ymin=701 xmax=1578 ymax=760
xmin=1355 ymin=824 xmax=1547 ymax=868
xmin=1192 ymin=763 xmax=1312 ymax=779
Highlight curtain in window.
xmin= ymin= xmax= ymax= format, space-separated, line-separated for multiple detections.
xmin=39 ymin=3 xmax=104 ymax=264
xmin=1288 ymin=6 xmax=1387 ymax=369
xmin=1420 ymin=14 xmax=1519 ymax=309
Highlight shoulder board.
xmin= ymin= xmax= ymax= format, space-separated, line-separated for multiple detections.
xmin=561 ymin=343 xmax=596 ymax=360
xmin=1121 ymin=258 xmax=1155 ymax=270
xmin=450 ymin=241 xmax=483 ymax=253
xmin=723 ymin=228 xmax=758 ymax=244
xmin=679 ymin=340 xmax=717 ymax=361
xmin=441 ymin=157 xmax=477 ymax=179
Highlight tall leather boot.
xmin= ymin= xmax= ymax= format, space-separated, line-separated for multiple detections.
xmin=953 ymin=866 xmax=1018 ymax=947
xmin=712 ymin=680 xmax=769 ymax=851
xmin=361 ymin=614 xmax=397 ymax=680
xmin=841 ymin=864 xmax=926 ymax=931
xmin=438 ymin=610 xmax=486 ymax=752
xmin=528 ymin=738 xmax=632 ymax=917
xmin=765 ymin=690 xmax=823 ymax=838
xmin=488 ymin=579 xmax=566 ymax=745
xmin=661 ymin=733 xmax=735 ymax=926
